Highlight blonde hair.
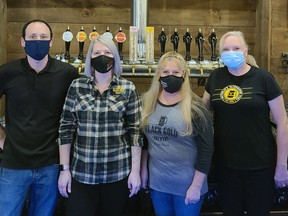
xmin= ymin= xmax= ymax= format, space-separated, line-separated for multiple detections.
xmin=141 ymin=51 xmax=208 ymax=135
xmin=219 ymin=31 xmax=248 ymax=54
xmin=246 ymin=54 xmax=259 ymax=67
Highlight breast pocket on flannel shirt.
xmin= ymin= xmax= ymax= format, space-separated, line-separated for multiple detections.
xmin=73 ymin=94 xmax=96 ymax=120
xmin=108 ymin=94 xmax=127 ymax=119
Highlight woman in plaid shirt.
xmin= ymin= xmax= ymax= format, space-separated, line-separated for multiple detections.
xmin=58 ymin=35 xmax=143 ymax=216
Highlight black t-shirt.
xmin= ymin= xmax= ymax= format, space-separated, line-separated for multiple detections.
xmin=0 ymin=56 xmax=79 ymax=168
xmin=205 ymin=66 xmax=282 ymax=170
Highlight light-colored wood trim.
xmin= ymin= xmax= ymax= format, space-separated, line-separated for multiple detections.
xmin=0 ymin=0 xmax=7 ymax=65
xmin=255 ymin=0 xmax=271 ymax=70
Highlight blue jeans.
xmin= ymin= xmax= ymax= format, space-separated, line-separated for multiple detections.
xmin=0 ymin=164 xmax=59 ymax=216
xmin=150 ymin=189 xmax=205 ymax=216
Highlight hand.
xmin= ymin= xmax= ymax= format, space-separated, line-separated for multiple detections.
xmin=185 ymin=185 xmax=201 ymax=205
xmin=58 ymin=170 xmax=72 ymax=198
xmin=274 ymin=165 xmax=288 ymax=188
xmin=128 ymin=170 xmax=141 ymax=198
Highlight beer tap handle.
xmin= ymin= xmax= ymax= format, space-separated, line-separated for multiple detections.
xmin=76 ymin=26 xmax=87 ymax=62
xmin=195 ymin=28 xmax=204 ymax=61
xmin=183 ymin=28 xmax=192 ymax=61
xmin=62 ymin=26 xmax=73 ymax=63
xmin=115 ymin=27 xmax=126 ymax=61
xmin=171 ymin=28 xmax=179 ymax=52
xmin=158 ymin=27 xmax=167 ymax=57
xmin=209 ymin=29 xmax=218 ymax=61
xmin=89 ymin=26 xmax=99 ymax=41
xmin=103 ymin=26 xmax=113 ymax=40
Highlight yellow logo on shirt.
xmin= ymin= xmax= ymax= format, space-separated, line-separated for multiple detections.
xmin=113 ymin=85 xmax=125 ymax=94
xmin=220 ymin=85 xmax=243 ymax=104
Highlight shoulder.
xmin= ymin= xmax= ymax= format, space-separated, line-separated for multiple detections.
xmin=116 ymin=76 xmax=137 ymax=90
xmin=71 ymin=75 xmax=89 ymax=86
xmin=51 ymin=58 xmax=74 ymax=68
xmin=249 ymin=66 xmax=277 ymax=82
xmin=50 ymin=58 xmax=78 ymax=76
xmin=209 ymin=66 xmax=227 ymax=77
xmin=67 ymin=76 xmax=92 ymax=96
xmin=205 ymin=66 xmax=227 ymax=91
xmin=0 ymin=59 xmax=23 ymax=72
xmin=193 ymin=97 xmax=211 ymax=118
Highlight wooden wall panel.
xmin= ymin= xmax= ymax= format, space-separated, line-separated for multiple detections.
xmin=7 ymin=22 xmax=256 ymax=64
xmin=7 ymin=7 xmax=131 ymax=24
xmin=3 ymin=0 xmax=288 ymax=102
xmin=149 ymin=0 xmax=257 ymax=10
xmin=271 ymin=28 xmax=288 ymax=57
xmin=6 ymin=0 xmax=258 ymax=63
xmin=0 ymin=0 xmax=7 ymax=116
xmin=149 ymin=10 xmax=256 ymax=27
xmin=0 ymin=0 xmax=7 ymax=65
xmin=270 ymin=0 xmax=288 ymax=101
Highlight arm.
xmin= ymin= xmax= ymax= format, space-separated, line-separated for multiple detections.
xmin=128 ymin=146 xmax=142 ymax=197
xmin=0 ymin=124 xmax=5 ymax=150
xmin=58 ymin=105 xmax=75 ymax=199
xmin=186 ymin=105 xmax=214 ymax=204
xmin=140 ymin=149 xmax=149 ymax=189
xmin=185 ymin=170 xmax=207 ymax=204
xmin=58 ymin=144 xmax=72 ymax=198
xmin=126 ymin=87 xmax=143 ymax=197
xmin=268 ymin=95 xmax=288 ymax=187
xmin=202 ymin=90 xmax=211 ymax=109
xmin=140 ymin=133 xmax=149 ymax=188
xmin=57 ymin=81 xmax=78 ymax=197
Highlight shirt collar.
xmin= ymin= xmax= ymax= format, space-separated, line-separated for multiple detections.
xmin=22 ymin=55 xmax=53 ymax=73
xmin=86 ymin=74 xmax=121 ymax=86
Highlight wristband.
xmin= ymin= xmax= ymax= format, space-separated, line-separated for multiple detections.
xmin=59 ymin=164 xmax=70 ymax=171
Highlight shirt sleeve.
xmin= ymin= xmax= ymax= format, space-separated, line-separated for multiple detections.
xmin=58 ymin=80 xmax=78 ymax=145
xmin=124 ymin=83 xmax=143 ymax=147
xmin=142 ymin=132 xmax=148 ymax=150
xmin=193 ymin=106 xmax=214 ymax=174
xmin=265 ymin=72 xmax=282 ymax=101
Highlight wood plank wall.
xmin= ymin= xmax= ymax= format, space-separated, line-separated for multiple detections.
xmin=5 ymin=0 xmax=258 ymax=62
xmin=1 ymin=0 xmax=288 ymax=116
xmin=0 ymin=0 xmax=7 ymax=116
xmin=271 ymin=0 xmax=288 ymax=102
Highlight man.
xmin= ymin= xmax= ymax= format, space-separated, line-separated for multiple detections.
xmin=0 ymin=19 xmax=79 ymax=216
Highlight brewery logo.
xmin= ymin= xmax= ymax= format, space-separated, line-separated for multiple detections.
xmin=158 ymin=116 xmax=167 ymax=126
xmin=76 ymin=31 xmax=87 ymax=42
xmin=115 ymin=32 xmax=126 ymax=43
xmin=220 ymin=85 xmax=243 ymax=104
xmin=62 ymin=31 xmax=73 ymax=42
xmin=89 ymin=31 xmax=99 ymax=41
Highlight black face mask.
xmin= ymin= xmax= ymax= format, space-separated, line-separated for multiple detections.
xmin=159 ymin=75 xmax=184 ymax=93
xmin=91 ymin=55 xmax=114 ymax=73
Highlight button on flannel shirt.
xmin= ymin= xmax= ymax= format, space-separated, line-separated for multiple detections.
xmin=59 ymin=75 xmax=142 ymax=184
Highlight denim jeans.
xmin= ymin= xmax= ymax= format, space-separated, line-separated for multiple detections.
xmin=0 ymin=164 xmax=59 ymax=216
xmin=150 ymin=189 xmax=205 ymax=216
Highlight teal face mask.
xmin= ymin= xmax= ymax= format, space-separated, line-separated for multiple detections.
xmin=221 ymin=51 xmax=245 ymax=70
